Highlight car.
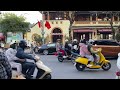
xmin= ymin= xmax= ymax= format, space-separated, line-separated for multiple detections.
xmin=38 ymin=43 xmax=57 ymax=55
xmin=92 ymin=39 xmax=120 ymax=58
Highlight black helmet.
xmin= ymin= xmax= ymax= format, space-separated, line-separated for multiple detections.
xmin=80 ymin=39 xmax=86 ymax=44
xmin=19 ymin=40 xmax=27 ymax=49
xmin=10 ymin=43 xmax=16 ymax=49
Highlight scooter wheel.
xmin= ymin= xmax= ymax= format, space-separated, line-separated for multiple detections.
xmin=75 ymin=63 xmax=86 ymax=71
xmin=102 ymin=62 xmax=111 ymax=71
xmin=58 ymin=56 xmax=64 ymax=62
xmin=43 ymin=74 xmax=52 ymax=79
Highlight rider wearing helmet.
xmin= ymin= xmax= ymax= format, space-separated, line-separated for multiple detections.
xmin=64 ymin=39 xmax=71 ymax=57
xmin=16 ymin=40 xmax=36 ymax=79
xmin=5 ymin=42 xmax=24 ymax=75
xmin=79 ymin=39 xmax=99 ymax=66
xmin=72 ymin=39 xmax=79 ymax=54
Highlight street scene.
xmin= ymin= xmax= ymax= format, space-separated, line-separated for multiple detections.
xmin=39 ymin=55 xmax=117 ymax=79
xmin=0 ymin=11 xmax=120 ymax=79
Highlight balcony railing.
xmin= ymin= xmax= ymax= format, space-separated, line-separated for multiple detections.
xmin=75 ymin=21 xmax=91 ymax=24
xmin=98 ymin=21 xmax=110 ymax=24
xmin=74 ymin=21 xmax=120 ymax=25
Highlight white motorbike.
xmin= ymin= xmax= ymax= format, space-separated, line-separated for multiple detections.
xmin=116 ymin=53 xmax=120 ymax=79
xmin=12 ymin=54 xmax=52 ymax=79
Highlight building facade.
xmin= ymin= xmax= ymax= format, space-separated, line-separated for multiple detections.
xmin=72 ymin=11 xmax=120 ymax=41
xmin=24 ymin=11 xmax=70 ymax=45
xmin=25 ymin=11 xmax=120 ymax=44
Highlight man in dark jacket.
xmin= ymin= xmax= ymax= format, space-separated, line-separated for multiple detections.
xmin=0 ymin=52 xmax=12 ymax=79
xmin=16 ymin=40 xmax=36 ymax=79
xmin=64 ymin=39 xmax=71 ymax=57
xmin=72 ymin=39 xmax=79 ymax=54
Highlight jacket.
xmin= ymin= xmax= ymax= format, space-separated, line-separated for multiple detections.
xmin=16 ymin=47 xmax=35 ymax=60
xmin=0 ymin=53 xmax=12 ymax=79
xmin=79 ymin=43 xmax=91 ymax=57
xmin=5 ymin=48 xmax=19 ymax=62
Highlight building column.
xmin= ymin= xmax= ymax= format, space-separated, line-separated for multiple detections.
xmin=90 ymin=15 xmax=92 ymax=21
xmin=118 ymin=16 xmax=119 ymax=21
xmin=96 ymin=13 xmax=98 ymax=21
xmin=47 ymin=11 xmax=50 ymax=20
xmin=64 ymin=12 xmax=67 ymax=20
xmin=112 ymin=15 xmax=114 ymax=21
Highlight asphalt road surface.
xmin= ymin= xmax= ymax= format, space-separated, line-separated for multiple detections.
xmin=38 ymin=54 xmax=117 ymax=79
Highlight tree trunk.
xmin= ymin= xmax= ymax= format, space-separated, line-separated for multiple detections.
xmin=69 ymin=24 xmax=72 ymax=42
xmin=110 ymin=20 xmax=115 ymax=40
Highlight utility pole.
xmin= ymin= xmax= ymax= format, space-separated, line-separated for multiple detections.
xmin=41 ymin=11 xmax=45 ymax=44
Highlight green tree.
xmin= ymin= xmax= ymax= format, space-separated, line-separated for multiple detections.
xmin=116 ymin=33 xmax=120 ymax=42
xmin=0 ymin=13 xmax=30 ymax=36
xmin=34 ymin=35 xmax=42 ymax=45
xmin=116 ymin=26 xmax=120 ymax=42
xmin=66 ymin=11 xmax=75 ymax=42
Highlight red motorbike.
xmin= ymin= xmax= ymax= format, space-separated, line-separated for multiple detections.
xmin=55 ymin=48 xmax=79 ymax=64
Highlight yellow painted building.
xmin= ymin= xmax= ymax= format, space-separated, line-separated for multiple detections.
xmin=24 ymin=20 xmax=70 ymax=45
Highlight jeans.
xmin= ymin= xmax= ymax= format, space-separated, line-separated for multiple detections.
xmin=14 ymin=60 xmax=36 ymax=79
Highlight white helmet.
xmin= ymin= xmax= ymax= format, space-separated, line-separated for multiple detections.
xmin=73 ymin=39 xmax=77 ymax=42
xmin=118 ymin=53 xmax=120 ymax=57
xmin=65 ymin=39 xmax=68 ymax=42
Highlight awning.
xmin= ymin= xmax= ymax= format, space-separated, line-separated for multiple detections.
xmin=98 ymin=29 xmax=112 ymax=33
xmin=73 ymin=29 xmax=93 ymax=33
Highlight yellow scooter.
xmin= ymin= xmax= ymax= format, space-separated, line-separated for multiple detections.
xmin=74 ymin=48 xmax=111 ymax=71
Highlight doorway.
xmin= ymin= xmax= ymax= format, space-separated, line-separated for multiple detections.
xmin=52 ymin=28 xmax=63 ymax=43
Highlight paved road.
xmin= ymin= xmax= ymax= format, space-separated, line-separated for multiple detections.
xmin=38 ymin=55 xmax=117 ymax=79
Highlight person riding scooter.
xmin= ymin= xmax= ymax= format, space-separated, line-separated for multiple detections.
xmin=87 ymin=43 xmax=100 ymax=64
xmin=72 ymin=39 xmax=79 ymax=54
xmin=15 ymin=40 xmax=37 ymax=79
xmin=5 ymin=42 xmax=25 ymax=76
xmin=79 ymin=39 xmax=99 ymax=67
xmin=64 ymin=39 xmax=72 ymax=59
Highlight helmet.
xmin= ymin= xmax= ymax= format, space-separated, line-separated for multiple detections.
xmin=73 ymin=39 xmax=77 ymax=42
xmin=19 ymin=40 xmax=27 ymax=49
xmin=10 ymin=41 xmax=17 ymax=49
xmin=10 ymin=43 xmax=16 ymax=49
xmin=65 ymin=39 xmax=68 ymax=42
xmin=80 ymin=39 xmax=86 ymax=44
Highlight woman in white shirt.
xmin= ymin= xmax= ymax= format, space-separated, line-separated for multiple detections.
xmin=5 ymin=43 xmax=25 ymax=75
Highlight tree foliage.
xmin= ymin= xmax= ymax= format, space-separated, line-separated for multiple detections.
xmin=116 ymin=33 xmax=120 ymax=42
xmin=65 ymin=11 xmax=75 ymax=42
xmin=0 ymin=13 xmax=30 ymax=35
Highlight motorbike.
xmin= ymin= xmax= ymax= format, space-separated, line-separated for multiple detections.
xmin=12 ymin=54 xmax=52 ymax=79
xmin=57 ymin=48 xmax=79 ymax=64
xmin=116 ymin=53 xmax=120 ymax=79
xmin=74 ymin=48 xmax=111 ymax=71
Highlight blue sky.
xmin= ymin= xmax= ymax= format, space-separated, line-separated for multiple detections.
xmin=1 ymin=11 xmax=42 ymax=24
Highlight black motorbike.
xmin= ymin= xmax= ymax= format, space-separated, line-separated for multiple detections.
xmin=57 ymin=48 xmax=80 ymax=64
